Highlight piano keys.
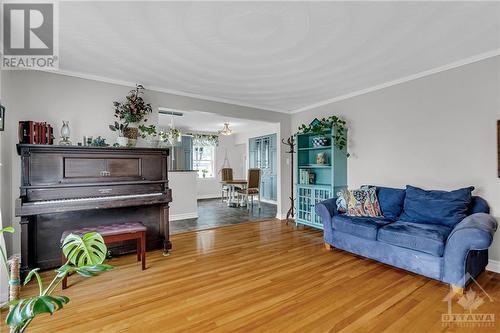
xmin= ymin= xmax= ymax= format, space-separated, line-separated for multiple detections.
xmin=15 ymin=144 xmax=172 ymax=274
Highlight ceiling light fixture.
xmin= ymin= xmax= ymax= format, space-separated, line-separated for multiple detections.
xmin=218 ymin=123 xmax=232 ymax=136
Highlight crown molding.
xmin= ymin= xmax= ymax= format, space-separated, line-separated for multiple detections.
xmin=291 ymin=49 xmax=500 ymax=114
xmin=36 ymin=48 xmax=500 ymax=116
xmin=36 ymin=68 xmax=290 ymax=114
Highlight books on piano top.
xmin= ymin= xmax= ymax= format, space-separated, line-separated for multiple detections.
xmin=18 ymin=121 xmax=54 ymax=145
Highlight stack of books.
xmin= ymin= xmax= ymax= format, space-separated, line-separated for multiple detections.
xmin=299 ymin=169 xmax=315 ymax=184
xmin=18 ymin=121 xmax=54 ymax=144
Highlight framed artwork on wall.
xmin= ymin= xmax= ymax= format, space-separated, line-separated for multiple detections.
xmin=0 ymin=104 xmax=4 ymax=131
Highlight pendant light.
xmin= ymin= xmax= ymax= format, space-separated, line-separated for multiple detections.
xmin=218 ymin=123 xmax=232 ymax=136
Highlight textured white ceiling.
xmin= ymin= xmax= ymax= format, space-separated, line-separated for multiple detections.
xmin=158 ymin=110 xmax=273 ymax=133
xmin=59 ymin=1 xmax=500 ymax=113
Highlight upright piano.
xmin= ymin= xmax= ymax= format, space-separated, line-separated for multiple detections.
xmin=15 ymin=144 xmax=172 ymax=274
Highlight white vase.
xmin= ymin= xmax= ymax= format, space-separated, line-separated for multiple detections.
xmin=116 ymin=136 xmax=129 ymax=147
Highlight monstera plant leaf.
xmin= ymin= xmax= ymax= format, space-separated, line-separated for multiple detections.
xmin=62 ymin=232 xmax=107 ymax=267
xmin=6 ymin=295 xmax=70 ymax=328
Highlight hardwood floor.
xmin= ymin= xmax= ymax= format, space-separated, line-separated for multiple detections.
xmin=2 ymin=220 xmax=499 ymax=332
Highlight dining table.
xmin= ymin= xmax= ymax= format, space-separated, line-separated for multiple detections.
xmin=220 ymin=179 xmax=248 ymax=207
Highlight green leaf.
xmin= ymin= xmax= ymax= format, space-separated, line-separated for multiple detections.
xmin=55 ymin=263 xmax=74 ymax=278
xmin=62 ymin=232 xmax=107 ymax=267
xmin=0 ymin=227 xmax=14 ymax=233
xmin=75 ymin=264 xmax=114 ymax=278
xmin=23 ymin=268 xmax=40 ymax=286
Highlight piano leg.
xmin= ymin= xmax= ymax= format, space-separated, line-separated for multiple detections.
xmin=19 ymin=216 xmax=32 ymax=277
xmin=161 ymin=204 xmax=171 ymax=256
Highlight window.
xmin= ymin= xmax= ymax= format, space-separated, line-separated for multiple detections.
xmin=193 ymin=145 xmax=215 ymax=178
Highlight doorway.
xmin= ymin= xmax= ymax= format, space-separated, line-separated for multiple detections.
xmin=248 ymin=134 xmax=277 ymax=203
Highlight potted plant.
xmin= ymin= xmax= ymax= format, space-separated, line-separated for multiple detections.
xmin=201 ymin=169 xmax=208 ymax=178
xmin=138 ymin=124 xmax=159 ymax=147
xmin=109 ymin=121 xmax=129 ymax=147
xmin=112 ymin=84 xmax=153 ymax=147
xmin=1 ymin=227 xmax=112 ymax=333
xmin=298 ymin=116 xmax=349 ymax=156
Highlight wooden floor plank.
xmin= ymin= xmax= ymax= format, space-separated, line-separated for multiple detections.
xmin=1 ymin=220 xmax=499 ymax=332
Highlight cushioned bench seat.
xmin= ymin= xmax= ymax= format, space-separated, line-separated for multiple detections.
xmin=60 ymin=222 xmax=147 ymax=242
xmin=61 ymin=222 xmax=147 ymax=289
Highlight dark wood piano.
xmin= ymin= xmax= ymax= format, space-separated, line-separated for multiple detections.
xmin=15 ymin=144 xmax=172 ymax=274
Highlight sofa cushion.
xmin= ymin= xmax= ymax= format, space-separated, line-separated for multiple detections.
xmin=332 ymin=215 xmax=393 ymax=240
xmin=376 ymin=186 xmax=406 ymax=220
xmin=400 ymin=185 xmax=474 ymax=227
xmin=377 ymin=221 xmax=452 ymax=256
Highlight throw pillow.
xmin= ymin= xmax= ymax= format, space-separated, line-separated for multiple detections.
xmin=399 ymin=185 xmax=474 ymax=227
xmin=342 ymin=187 xmax=382 ymax=217
xmin=376 ymin=186 xmax=406 ymax=220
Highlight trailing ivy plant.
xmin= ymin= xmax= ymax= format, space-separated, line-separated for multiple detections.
xmin=138 ymin=124 xmax=157 ymax=139
xmin=1 ymin=229 xmax=113 ymax=333
xmin=297 ymin=115 xmax=350 ymax=157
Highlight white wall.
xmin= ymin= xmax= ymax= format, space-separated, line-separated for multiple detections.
xmin=291 ymin=56 xmax=500 ymax=262
xmin=169 ymin=171 xmax=198 ymax=220
xmin=1 ymin=70 xmax=291 ymax=256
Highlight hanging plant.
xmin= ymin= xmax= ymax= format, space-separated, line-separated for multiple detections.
xmin=113 ymin=84 xmax=153 ymax=124
xmin=298 ymin=116 xmax=349 ymax=156
xmin=188 ymin=133 xmax=219 ymax=146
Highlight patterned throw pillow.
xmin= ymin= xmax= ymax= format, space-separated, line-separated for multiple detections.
xmin=339 ymin=186 xmax=382 ymax=217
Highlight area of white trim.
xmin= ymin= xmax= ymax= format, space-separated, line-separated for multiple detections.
xmin=170 ymin=212 xmax=199 ymax=221
xmin=276 ymin=213 xmax=287 ymax=220
xmin=197 ymin=194 xmax=221 ymax=200
xmin=486 ymin=259 xmax=500 ymax=273
xmin=36 ymin=69 xmax=289 ymax=114
xmin=291 ymin=49 xmax=500 ymax=114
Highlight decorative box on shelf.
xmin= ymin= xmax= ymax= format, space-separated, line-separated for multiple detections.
xmin=295 ymin=126 xmax=347 ymax=230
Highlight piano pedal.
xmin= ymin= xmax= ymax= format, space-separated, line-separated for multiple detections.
xmin=162 ymin=251 xmax=170 ymax=257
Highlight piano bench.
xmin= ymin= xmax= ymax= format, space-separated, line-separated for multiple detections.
xmin=60 ymin=222 xmax=147 ymax=290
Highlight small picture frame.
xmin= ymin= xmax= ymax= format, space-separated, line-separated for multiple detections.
xmin=0 ymin=104 xmax=5 ymax=131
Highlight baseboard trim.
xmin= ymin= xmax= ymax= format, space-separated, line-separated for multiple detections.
xmin=197 ymin=195 xmax=221 ymax=200
xmin=276 ymin=213 xmax=287 ymax=220
xmin=260 ymin=198 xmax=277 ymax=205
xmin=486 ymin=259 xmax=500 ymax=273
xmin=170 ymin=213 xmax=198 ymax=221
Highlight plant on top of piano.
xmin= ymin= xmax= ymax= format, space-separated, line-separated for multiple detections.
xmin=2 ymin=230 xmax=113 ymax=333
xmin=109 ymin=121 xmax=129 ymax=136
xmin=113 ymin=84 xmax=153 ymax=124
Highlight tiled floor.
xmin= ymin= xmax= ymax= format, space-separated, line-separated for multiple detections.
xmin=171 ymin=198 xmax=277 ymax=234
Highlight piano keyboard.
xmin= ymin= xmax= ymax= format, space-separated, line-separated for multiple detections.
xmin=33 ymin=192 xmax=164 ymax=205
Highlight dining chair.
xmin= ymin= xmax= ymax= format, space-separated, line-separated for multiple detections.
xmin=237 ymin=168 xmax=261 ymax=210
xmin=220 ymin=168 xmax=233 ymax=202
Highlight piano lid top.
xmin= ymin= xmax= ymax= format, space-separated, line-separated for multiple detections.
xmin=17 ymin=144 xmax=170 ymax=155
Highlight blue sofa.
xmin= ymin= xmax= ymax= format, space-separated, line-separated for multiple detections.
xmin=315 ymin=185 xmax=497 ymax=288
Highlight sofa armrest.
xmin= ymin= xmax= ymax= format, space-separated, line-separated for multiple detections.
xmin=443 ymin=213 xmax=498 ymax=286
xmin=315 ymin=198 xmax=338 ymax=242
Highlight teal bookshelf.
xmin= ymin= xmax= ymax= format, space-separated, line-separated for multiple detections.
xmin=295 ymin=126 xmax=347 ymax=230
